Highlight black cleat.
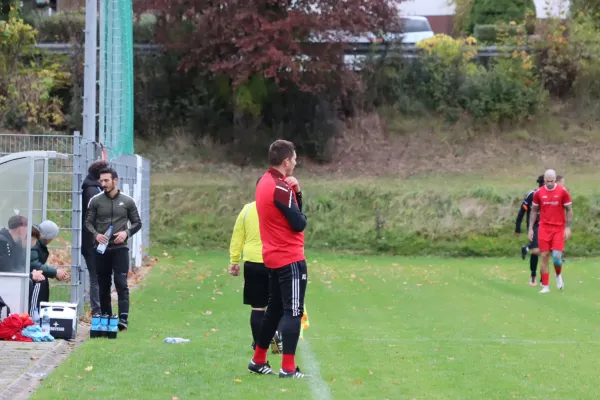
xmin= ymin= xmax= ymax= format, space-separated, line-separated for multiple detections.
xmin=248 ymin=360 xmax=276 ymax=375
xmin=279 ymin=366 xmax=310 ymax=378
xmin=118 ymin=319 xmax=128 ymax=331
xmin=521 ymin=246 xmax=528 ymax=260
xmin=271 ymin=331 xmax=283 ymax=354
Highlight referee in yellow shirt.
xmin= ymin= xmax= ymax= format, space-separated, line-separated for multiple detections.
xmin=229 ymin=188 xmax=283 ymax=353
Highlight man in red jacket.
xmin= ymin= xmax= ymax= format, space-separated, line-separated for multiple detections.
xmin=248 ymin=139 xmax=309 ymax=378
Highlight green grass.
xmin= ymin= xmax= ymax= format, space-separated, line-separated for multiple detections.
xmin=32 ymin=250 xmax=600 ymax=399
xmin=151 ymin=168 xmax=600 ymax=257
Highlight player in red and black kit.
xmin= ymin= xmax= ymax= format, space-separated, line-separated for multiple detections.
xmin=248 ymin=139 xmax=309 ymax=378
xmin=515 ymin=174 xmax=544 ymax=286
xmin=529 ymin=169 xmax=573 ymax=294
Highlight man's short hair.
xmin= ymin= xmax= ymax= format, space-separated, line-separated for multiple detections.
xmin=268 ymin=140 xmax=295 ymax=166
xmin=8 ymin=215 xmax=27 ymax=230
xmin=88 ymin=160 xmax=109 ymax=180
xmin=99 ymin=167 xmax=118 ymax=180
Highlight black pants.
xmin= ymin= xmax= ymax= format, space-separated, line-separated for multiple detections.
xmin=29 ymin=278 xmax=50 ymax=316
xmin=82 ymin=247 xmax=101 ymax=315
xmin=97 ymin=248 xmax=130 ymax=321
xmin=257 ymin=260 xmax=307 ymax=355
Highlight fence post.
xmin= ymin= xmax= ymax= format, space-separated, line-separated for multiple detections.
xmin=71 ymin=132 xmax=83 ymax=314
xmin=83 ymin=0 xmax=98 ymax=143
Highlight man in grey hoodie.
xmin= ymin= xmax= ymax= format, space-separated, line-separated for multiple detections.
xmin=81 ymin=160 xmax=108 ymax=316
xmin=85 ymin=167 xmax=142 ymax=331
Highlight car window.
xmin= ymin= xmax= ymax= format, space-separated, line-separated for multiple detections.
xmin=401 ymin=19 xmax=432 ymax=33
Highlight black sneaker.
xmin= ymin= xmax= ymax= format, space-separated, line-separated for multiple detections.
xmin=118 ymin=319 xmax=128 ymax=331
xmin=271 ymin=331 xmax=283 ymax=354
xmin=279 ymin=366 xmax=310 ymax=378
xmin=248 ymin=360 xmax=275 ymax=375
xmin=521 ymin=246 xmax=528 ymax=260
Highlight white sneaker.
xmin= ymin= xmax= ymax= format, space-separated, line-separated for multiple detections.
xmin=556 ymin=275 xmax=564 ymax=290
xmin=540 ymin=286 xmax=551 ymax=294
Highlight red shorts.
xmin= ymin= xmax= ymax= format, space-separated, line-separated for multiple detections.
xmin=538 ymin=225 xmax=565 ymax=252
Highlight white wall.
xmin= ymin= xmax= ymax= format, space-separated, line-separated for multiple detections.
xmin=396 ymin=0 xmax=571 ymax=18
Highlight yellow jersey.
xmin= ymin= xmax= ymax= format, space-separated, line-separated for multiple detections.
xmin=229 ymin=201 xmax=263 ymax=264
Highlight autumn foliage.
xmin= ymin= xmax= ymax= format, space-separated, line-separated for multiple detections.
xmin=134 ymin=0 xmax=401 ymax=91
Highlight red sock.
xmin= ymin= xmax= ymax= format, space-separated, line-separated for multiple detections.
xmin=282 ymin=354 xmax=295 ymax=372
xmin=253 ymin=346 xmax=268 ymax=364
xmin=554 ymin=266 xmax=562 ymax=276
xmin=541 ymin=272 xmax=550 ymax=286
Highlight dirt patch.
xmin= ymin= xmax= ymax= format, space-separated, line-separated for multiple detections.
xmin=300 ymin=113 xmax=600 ymax=177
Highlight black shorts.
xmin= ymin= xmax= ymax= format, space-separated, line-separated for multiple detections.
xmin=268 ymin=260 xmax=307 ymax=318
xmin=529 ymin=223 xmax=539 ymax=249
xmin=243 ymin=261 xmax=269 ymax=308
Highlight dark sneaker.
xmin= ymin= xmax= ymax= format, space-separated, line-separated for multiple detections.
xmin=248 ymin=360 xmax=276 ymax=375
xmin=279 ymin=366 xmax=310 ymax=378
xmin=521 ymin=246 xmax=528 ymax=260
xmin=118 ymin=319 xmax=128 ymax=331
xmin=271 ymin=331 xmax=283 ymax=354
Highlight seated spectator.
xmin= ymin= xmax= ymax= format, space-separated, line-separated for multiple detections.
xmin=0 ymin=215 xmax=28 ymax=273
xmin=29 ymin=221 xmax=67 ymax=315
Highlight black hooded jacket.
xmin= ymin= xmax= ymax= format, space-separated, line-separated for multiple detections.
xmin=82 ymin=175 xmax=103 ymax=251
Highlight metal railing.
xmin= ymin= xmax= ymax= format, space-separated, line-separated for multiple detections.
xmin=35 ymin=42 xmax=531 ymax=58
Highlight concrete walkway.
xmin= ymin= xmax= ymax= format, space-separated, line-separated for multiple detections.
xmin=0 ymin=324 xmax=89 ymax=400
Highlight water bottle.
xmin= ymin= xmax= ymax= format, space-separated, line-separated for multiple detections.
xmin=100 ymin=314 xmax=110 ymax=337
xmin=96 ymin=226 xmax=114 ymax=254
xmin=32 ymin=307 xmax=40 ymax=327
xmin=90 ymin=314 xmax=101 ymax=338
xmin=41 ymin=308 xmax=50 ymax=335
xmin=164 ymin=337 xmax=190 ymax=344
xmin=108 ymin=315 xmax=119 ymax=339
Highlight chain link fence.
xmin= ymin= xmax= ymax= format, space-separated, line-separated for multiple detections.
xmin=0 ymin=133 xmax=151 ymax=315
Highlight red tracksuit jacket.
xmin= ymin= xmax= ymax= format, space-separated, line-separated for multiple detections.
xmin=255 ymin=168 xmax=307 ymax=268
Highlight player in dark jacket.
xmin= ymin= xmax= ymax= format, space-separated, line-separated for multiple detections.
xmin=515 ymin=175 xmax=544 ymax=286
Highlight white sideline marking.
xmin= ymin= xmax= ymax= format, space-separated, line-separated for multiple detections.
xmin=309 ymin=336 xmax=600 ymax=345
xmin=299 ymin=339 xmax=332 ymax=400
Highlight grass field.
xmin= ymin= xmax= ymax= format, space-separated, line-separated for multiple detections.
xmin=31 ymin=250 xmax=600 ymax=400
xmin=150 ymin=167 xmax=600 ymax=257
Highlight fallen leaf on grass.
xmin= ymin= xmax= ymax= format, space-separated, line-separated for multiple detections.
xmin=205 ymin=310 xmax=212 ymax=315
xmin=186 ymin=323 xmax=190 ymax=326
xmin=85 ymin=366 xmax=93 ymax=372
xmin=233 ymin=378 xmax=242 ymax=383
xmin=281 ymin=389 xmax=288 ymax=392
xmin=154 ymin=299 xmax=158 ymax=302
xmin=165 ymin=371 xmax=171 ymax=375
xmin=77 ymin=376 xmax=84 ymax=380
xmin=353 ymin=379 xmax=362 ymax=385
xmin=163 ymin=252 xmax=169 ymax=256
xmin=172 ymin=397 xmax=180 ymax=400
xmin=369 ymin=370 xmax=374 ymax=375
xmin=350 ymin=274 xmax=356 ymax=279
xmin=211 ymin=328 xmax=217 ymax=332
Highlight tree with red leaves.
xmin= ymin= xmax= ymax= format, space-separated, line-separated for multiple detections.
xmin=135 ymin=0 xmax=401 ymax=92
